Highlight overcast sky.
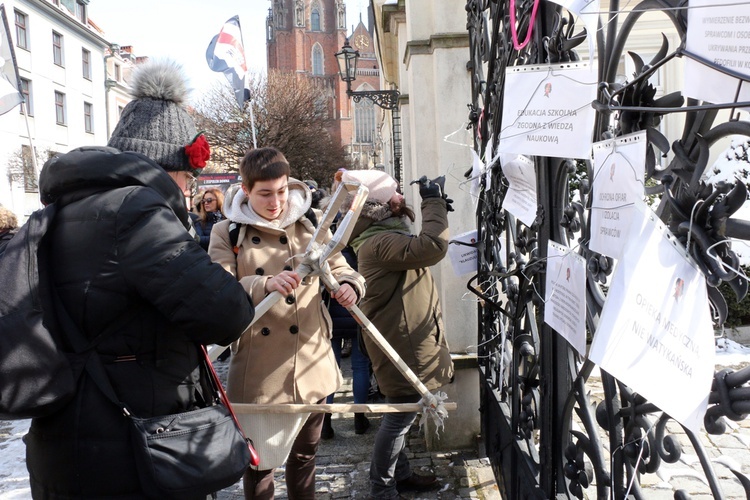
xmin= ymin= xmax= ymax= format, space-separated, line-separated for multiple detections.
xmin=87 ymin=0 xmax=368 ymax=103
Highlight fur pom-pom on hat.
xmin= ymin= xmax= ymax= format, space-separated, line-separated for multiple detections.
xmin=107 ymin=59 xmax=209 ymax=174
xmin=342 ymin=169 xmax=398 ymax=204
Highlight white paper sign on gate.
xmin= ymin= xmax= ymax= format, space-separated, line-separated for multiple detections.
xmin=500 ymin=154 xmax=537 ymax=227
xmin=498 ymin=63 xmax=598 ymax=159
xmin=448 ymin=230 xmax=479 ymax=277
xmin=590 ymin=131 xmax=646 ymax=259
xmin=544 ymin=240 xmax=587 ymax=356
xmin=589 ymin=203 xmax=714 ymax=432
xmin=684 ymin=0 xmax=750 ymax=105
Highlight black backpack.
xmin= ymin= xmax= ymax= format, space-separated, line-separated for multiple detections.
xmin=0 ymin=204 xmax=80 ymax=419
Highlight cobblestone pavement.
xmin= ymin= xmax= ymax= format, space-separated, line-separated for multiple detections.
xmin=212 ymin=356 xmax=502 ymax=500
xmin=578 ymin=358 xmax=750 ymax=500
xmin=4 ymin=356 xmax=750 ymax=499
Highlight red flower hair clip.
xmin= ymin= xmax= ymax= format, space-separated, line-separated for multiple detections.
xmin=185 ymin=133 xmax=211 ymax=171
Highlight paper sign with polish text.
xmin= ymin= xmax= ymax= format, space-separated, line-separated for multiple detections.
xmin=544 ymin=240 xmax=587 ymax=355
xmin=498 ymin=63 xmax=598 ymax=159
xmin=590 ymin=131 xmax=646 ymax=259
xmin=500 ymin=154 xmax=537 ymax=227
xmin=448 ymin=230 xmax=479 ymax=277
xmin=589 ymin=203 xmax=714 ymax=432
xmin=684 ymin=0 xmax=750 ymax=105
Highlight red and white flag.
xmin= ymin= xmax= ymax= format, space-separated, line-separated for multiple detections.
xmin=0 ymin=5 xmax=23 ymax=116
xmin=206 ymin=15 xmax=248 ymax=108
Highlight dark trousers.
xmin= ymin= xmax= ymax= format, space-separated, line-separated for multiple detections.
xmin=243 ymin=410 xmax=325 ymax=499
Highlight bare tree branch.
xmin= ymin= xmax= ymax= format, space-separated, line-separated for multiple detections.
xmin=191 ymin=70 xmax=351 ymax=189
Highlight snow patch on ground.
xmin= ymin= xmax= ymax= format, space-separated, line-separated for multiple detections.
xmin=0 ymin=419 xmax=31 ymax=499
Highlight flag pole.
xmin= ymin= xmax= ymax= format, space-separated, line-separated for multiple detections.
xmin=248 ymin=98 xmax=257 ymax=149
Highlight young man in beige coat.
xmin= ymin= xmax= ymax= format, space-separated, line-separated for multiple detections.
xmin=209 ymin=147 xmax=365 ymax=499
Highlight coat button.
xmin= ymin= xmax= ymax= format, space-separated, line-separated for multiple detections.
xmin=285 ymin=295 xmax=296 ymax=304
xmin=283 ymin=265 xmax=293 ymax=271
xmin=252 ymin=236 xmax=261 ymax=244
xmin=289 ymin=325 xmax=299 ymax=334
xmin=261 ymin=327 xmax=271 ymax=336
xmin=256 ymin=268 xmax=264 ymax=276
xmin=280 ymin=235 xmax=288 ymax=244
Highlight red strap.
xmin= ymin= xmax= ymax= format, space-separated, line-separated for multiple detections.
xmin=201 ymin=346 xmax=260 ymax=466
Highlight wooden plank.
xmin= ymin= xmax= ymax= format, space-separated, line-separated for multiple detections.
xmin=231 ymin=402 xmax=458 ymax=414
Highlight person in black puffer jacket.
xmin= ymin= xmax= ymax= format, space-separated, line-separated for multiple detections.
xmin=24 ymin=60 xmax=255 ymax=500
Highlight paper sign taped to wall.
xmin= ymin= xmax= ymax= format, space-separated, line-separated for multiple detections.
xmin=590 ymin=131 xmax=646 ymax=259
xmin=498 ymin=62 xmax=598 ymax=159
xmin=448 ymin=230 xmax=479 ymax=277
xmin=500 ymin=154 xmax=537 ymax=227
xmin=543 ymin=240 xmax=587 ymax=355
xmin=684 ymin=0 xmax=750 ymax=105
xmin=589 ymin=203 xmax=714 ymax=432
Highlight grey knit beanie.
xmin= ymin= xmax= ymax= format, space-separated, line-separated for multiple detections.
xmin=107 ymin=59 xmax=210 ymax=174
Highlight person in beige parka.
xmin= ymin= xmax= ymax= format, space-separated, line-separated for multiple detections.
xmin=208 ymin=147 xmax=365 ymax=500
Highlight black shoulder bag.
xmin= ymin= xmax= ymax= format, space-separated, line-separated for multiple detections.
xmin=56 ymin=296 xmax=259 ymax=499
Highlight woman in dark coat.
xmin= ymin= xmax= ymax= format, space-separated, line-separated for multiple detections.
xmin=194 ymin=187 xmax=226 ymax=250
xmin=24 ymin=60 xmax=254 ymax=500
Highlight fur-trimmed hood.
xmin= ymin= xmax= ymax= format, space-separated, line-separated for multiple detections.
xmin=346 ymin=199 xmax=394 ymax=243
xmin=223 ymin=177 xmax=312 ymax=230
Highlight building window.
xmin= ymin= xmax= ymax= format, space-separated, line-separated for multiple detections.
xmin=21 ymin=145 xmax=38 ymax=193
xmin=82 ymin=48 xmax=91 ymax=79
xmin=355 ymin=98 xmax=375 ymax=143
xmin=19 ymin=78 xmax=32 ymax=115
xmin=14 ymin=10 xmax=28 ymax=50
xmin=52 ymin=31 xmax=64 ymax=66
xmin=75 ymin=1 xmax=86 ymax=23
xmin=114 ymin=63 xmax=121 ymax=82
xmin=312 ymin=44 xmax=323 ymax=75
xmin=311 ymin=9 xmax=320 ymax=31
xmin=117 ymin=105 xmax=124 ymax=118
xmin=83 ymin=102 xmax=93 ymax=133
xmin=54 ymin=91 xmax=66 ymax=125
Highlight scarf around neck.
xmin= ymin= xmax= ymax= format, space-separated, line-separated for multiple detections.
xmin=350 ymin=217 xmax=411 ymax=253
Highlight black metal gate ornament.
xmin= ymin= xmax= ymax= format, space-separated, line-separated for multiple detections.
xmin=466 ymin=0 xmax=750 ymax=498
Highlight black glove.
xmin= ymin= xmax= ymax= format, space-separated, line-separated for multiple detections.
xmin=412 ymin=175 xmax=443 ymax=199
xmin=411 ymin=175 xmax=454 ymax=211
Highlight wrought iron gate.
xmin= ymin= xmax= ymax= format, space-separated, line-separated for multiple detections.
xmin=465 ymin=0 xmax=750 ymax=498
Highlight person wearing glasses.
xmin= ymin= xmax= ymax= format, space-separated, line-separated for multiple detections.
xmin=26 ymin=59 xmax=254 ymax=499
xmin=195 ymin=187 xmax=226 ymax=250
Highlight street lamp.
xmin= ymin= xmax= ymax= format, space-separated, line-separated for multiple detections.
xmin=335 ymin=39 xmax=399 ymax=110
xmin=335 ymin=39 xmax=403 ymax=186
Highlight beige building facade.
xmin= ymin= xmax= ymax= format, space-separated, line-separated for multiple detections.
xmin=372 ymin=0 xmax=478 ymax=449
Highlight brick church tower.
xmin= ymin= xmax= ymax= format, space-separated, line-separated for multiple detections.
xmin=266 ymin=1 xmax=383 ymax=170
